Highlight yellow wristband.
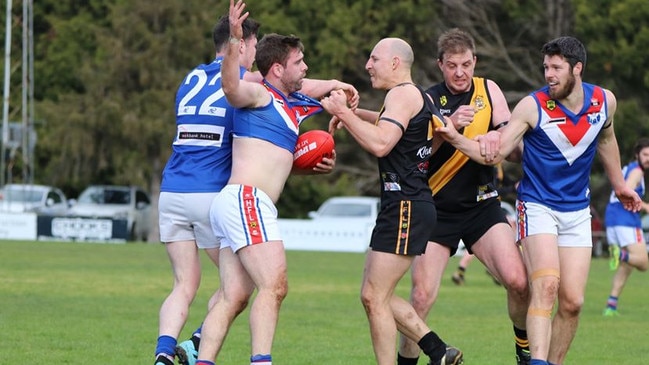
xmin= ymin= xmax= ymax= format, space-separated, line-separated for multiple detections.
xmin=229 ymin=36 xmax=241 ymax=44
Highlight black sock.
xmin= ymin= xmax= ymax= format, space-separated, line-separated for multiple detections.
xmin=514 ymin=325 xmax=528 ymax=349
xmin=458 ymin=266 xmax=466 ymax=273
xmin=418 ymin=331 xmax=446 ymax=360
xmin=191 ymin=334 xmax=200 ymax=350
xmin=397 ymin=353 xmax=419 ymax=365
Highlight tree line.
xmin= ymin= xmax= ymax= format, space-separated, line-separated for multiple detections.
xmin=1 ymin=0 xmax=647 ymax=220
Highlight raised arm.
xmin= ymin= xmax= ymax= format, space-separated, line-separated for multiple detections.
xmin=222 ymin=0 xmax=268 ymax=108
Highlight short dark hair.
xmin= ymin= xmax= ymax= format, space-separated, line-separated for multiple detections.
xmin=541 ymin=36 xmax=587 ymax=75
xmin=436 ymin=28 xmax=476 ymax=61
xmin=212 ymin=15 xmax=260 ymax=51
xmin=255 ymin=33 xmax=304 ymax=76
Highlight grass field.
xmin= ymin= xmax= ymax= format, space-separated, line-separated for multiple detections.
xmin=1 ymin=240 xmax=648 ymax=364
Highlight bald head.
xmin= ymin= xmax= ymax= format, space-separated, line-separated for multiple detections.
xmin=367 ymin=37 xmax=415 ymax=89
xmin=377 ymin=38 xmax=413 ymax=67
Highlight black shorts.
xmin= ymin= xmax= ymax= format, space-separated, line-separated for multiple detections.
xmin=370 ymin=199 xmax=436 ymax=256
xmin=431 ymin=198 xmax=507 ymax=255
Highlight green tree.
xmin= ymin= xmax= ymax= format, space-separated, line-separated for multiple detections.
xmin=573 ymin=0 xmax=649 ymax=103
xmin=266 ymin=0 xmax=447 ymax=213
xmin=572 ymin=0 xmax=649 ymax=211
xmin=35 ymin=0 xmax=222 ymax=196
xmin=3 ymin=0 xmax=645 ymax=221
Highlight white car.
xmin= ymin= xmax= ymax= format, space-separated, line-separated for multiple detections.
xmin=308 ymin=196 xmax=380 ymax=220
xmin=68 ymin=185 xmax=152 ymax=241
xmin=280 ymin=196 xmax=380 ymax=253
xmin=0 ymin=183 xmax=69 ymax=215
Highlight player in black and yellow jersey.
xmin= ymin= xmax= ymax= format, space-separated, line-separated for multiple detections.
xmin=398 ymin=28 xmax=531 ymax=365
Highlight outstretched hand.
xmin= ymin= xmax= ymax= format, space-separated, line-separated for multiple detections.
xmin=229 ymin=0 xmax=248 ymax=40
xmin=616 ymin=187 xmax=642 ymax=213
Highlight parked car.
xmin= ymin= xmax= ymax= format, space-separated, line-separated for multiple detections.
xmin=0 ymin=183 xmax=69 ymax=215
xmin=68 ymin=185 xmax=152 ymax=241
xmin=280 ymin=196 xmax=380 ymax=252
xmin=308 ymin=196 xmax=380 ymax=220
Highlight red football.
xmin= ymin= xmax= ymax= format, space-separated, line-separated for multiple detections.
xmin=293 ymin=130 xmax=335 ymax=170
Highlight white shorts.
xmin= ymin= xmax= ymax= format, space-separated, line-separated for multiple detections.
xmin=516 ymin=200 xmax=592 ymax=248
xmin=159 ymin=192 xmax=221 ymax=249
xmin=210 ymin=185 xmax=281 ymax=252
xmin=606 ymin=226 xmax=644 ymax=248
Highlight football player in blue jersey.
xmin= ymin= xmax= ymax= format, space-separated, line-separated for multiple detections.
xmin=154 ymin=12 xmax=262 ymax=365
xmin=155 ymin=5 xmax=358 ymax=365
xmin=603 ymin=138 xmax=649 ymax=316
xmin=190 ymin=2 xmax=358 ymax=365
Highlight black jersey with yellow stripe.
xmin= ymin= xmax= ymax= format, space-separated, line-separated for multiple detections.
xmin=426 ymin=77 xmax=499 ymax=212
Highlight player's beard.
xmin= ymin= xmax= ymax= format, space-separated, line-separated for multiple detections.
xmin=549 ymin=73 xmax=576 ymax=100
xmin=283 ymin=73 xmax=304 ymax=94
xmin=639 ymin=158 xmax=649 ymax=171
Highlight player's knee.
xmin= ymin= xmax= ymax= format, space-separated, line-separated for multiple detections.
xmin=530 ymin=269 xmax=560 ymax=303
xmin=507 ymin=280 xmax=530 ymax=303
xmin=267 ymin=276 xmax=289 ymax=304
xmin=502 ymin=270 xmax=529 ymax=294
xmin=558 ymin=294 xmax=584 ymax=317
xmin=173 ymin=282 xmax=200 ymax=303
xmin=233 ymin=296 xmax=250 ymax=315
xmin=277 ymin=279 xmax=289 ymax=301
xmin=359 ymin=286 xmax=381 ymax=313
xmin=635 ymin=255 xmax=649 ymax=271
xmin=410 ymin=285 xmax=436 ymax=312
xmin=221 ymin=292 xmax=252 ymax=316
xmin=359 ymin=292 xmax=372 ymax=312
